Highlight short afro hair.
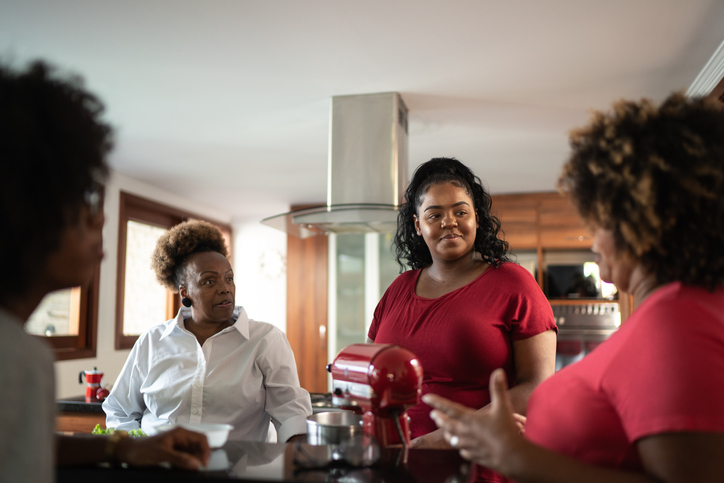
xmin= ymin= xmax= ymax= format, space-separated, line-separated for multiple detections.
xmin=152 ymin=220 xmax=229 ymax=291
xmin=559 ymin=92 xmax=724 ymax=290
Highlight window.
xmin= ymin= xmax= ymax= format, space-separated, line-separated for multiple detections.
xmin=115 ymin=192 xmax=231 ymax=350
xmin=25 ymin=270 xmax=99 ymax=361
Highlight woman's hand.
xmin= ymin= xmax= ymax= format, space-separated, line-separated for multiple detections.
xmin=423 ymin=368 xmax=524 ymax=473
xmin=512 ymin=413 xmax=527 ymax=434
xmin=410 ymin=428 xmax=451 ymax=449
xmin=116 ymin=427 xmax=211 ymax=470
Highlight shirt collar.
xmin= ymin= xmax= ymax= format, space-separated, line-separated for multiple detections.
xmin=159 ymin=306 xmax=250 ymax=340
xmin=230 ymin=306 xmax=250 ymax=340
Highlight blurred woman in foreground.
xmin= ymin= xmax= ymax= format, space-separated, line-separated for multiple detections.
xmin=425 ymin=93 xmax=724 ymax=482
xmin=0 ymin=61 xmax=210 ymax=481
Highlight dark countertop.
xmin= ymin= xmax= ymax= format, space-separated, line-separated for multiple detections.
xmin=57 ymin=441 xmax=474 ymax=482
xmin=58 ymin=393 xmax=339 ymax=415
xmin=57 ymin=395 xmax=104 ymax=413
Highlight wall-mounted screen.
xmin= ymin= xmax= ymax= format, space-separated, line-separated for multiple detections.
xmin=545 ymin=262 xmax=617 ymax=300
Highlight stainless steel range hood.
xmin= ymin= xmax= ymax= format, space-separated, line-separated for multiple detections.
xmin=261 ymin=92 xmax=408 ymax=238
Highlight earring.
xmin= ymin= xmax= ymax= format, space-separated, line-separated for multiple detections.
xmin=182 ymin=297 xmax=192 ymax=307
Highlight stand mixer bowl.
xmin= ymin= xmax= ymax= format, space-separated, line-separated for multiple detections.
xmin=306 ymin=411 xmax=363 ymax=445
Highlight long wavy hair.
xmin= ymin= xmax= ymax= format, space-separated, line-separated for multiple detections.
xmin=394 ymin=157 xmax=509 ymax=271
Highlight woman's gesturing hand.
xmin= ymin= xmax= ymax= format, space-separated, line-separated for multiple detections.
xmin=116 ymin=427 xmax=211 ymax=470
xmin=423 ymin=368 xmax=525 ymax=473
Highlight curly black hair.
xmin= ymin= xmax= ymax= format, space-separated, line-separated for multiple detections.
xmin=394 ymin=157 xmax=509 ymax=271
xmin=152 ymin=219 xmax=229 ymax=291
xmin=559 ymin=92 xmax=724 ymax=290
xmin=0 ymin=60 xmax=111 ymax=298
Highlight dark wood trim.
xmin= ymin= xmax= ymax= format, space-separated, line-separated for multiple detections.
xmin=41 ymin=264 xmax=100 ymax=361
xmin=115 ymin=192 xmax=232 ymax=350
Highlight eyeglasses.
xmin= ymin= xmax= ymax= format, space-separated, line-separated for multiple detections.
xmin=83 ymin=182 xmax=105 ymax=217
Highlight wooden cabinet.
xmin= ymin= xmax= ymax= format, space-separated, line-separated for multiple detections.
xmin=56 ymin=411 xmax=105 ymax=434
xmin=492 ymin=192 xmax=590 ymax=251
xmin=56 ymin=397 xmax=106 ymax=434
xmin=538 ymin=195 xmax=592 ymax=248
xmin=286 ymin=209 xmax=329 ymax=394
xmin=491 ymin=195 xmax=539 ymax=249
xmin=491 ymin=192 xmax=631 ymax=322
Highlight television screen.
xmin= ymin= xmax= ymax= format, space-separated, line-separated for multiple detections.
xmin=545 ymin=263 xmax=617 ymax=299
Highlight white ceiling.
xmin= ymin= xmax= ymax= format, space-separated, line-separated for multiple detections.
xmin=3 ymin=1 xmax=724 ymax=223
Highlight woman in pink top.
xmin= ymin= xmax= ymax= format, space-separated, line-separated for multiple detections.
xmin=425 ymin=93 xmax=724 ymax=482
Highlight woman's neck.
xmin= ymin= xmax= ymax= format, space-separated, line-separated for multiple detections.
xmin=426 ymin=251 xmax=484 ymax=282
xmin=628 ymin=265 xmax=661 ymax=309
xmin=0 ymin=290 xmax=48 ymax=323
xmin=184 ymin=317 xmax=234 ymax=345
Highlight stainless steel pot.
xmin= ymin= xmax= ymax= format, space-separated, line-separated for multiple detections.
xmin=306 ymin=411 xmax=363 ymax=445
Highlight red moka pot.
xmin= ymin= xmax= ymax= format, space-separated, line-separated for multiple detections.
xmin=79 ymin=367 xmax=104 ymax=403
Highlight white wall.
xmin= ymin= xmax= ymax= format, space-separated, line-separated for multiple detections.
xmin=231 ymin=221 xmax=288 ymax=332
xmin=54 ymin=170 xmax=241 ymax=398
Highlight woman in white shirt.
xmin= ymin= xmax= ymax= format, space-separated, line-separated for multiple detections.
xmin=103 ymin=220 xmax=312 ymax=442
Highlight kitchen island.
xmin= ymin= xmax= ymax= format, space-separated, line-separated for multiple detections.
xmin=56 ymin=392 xmax=343 ymax=434
xmin=56 ymin=395 xmax=105 ymax=434
xmin=57 ymin=440 xmax=473 ymax=482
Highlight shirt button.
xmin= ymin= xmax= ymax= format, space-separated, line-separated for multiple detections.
xmin=192 ymin=409 xmax=199 ymax=415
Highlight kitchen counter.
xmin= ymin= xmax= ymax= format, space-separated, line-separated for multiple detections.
xmin=57 ymin=440 xmax=474 ymax=482
xmin=56 ymin=395 xmax=105 ymax=434
xmin=55 ymin=393 xmax=343 ymax=435
xmin=57 ymin=395 xmax=105 ymax=413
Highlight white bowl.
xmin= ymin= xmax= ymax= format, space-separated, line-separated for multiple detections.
xmin=203 ymin=449 xmax=229 ymax=471
xmin=155 ymin=423 xmax=234 ymax=448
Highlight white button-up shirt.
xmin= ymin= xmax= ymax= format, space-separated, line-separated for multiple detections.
xmin=103 ymin=306 xmax=312 ymax=442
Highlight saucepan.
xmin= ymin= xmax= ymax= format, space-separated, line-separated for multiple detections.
xmin=306 ymin=411 xmax=363 ymax=445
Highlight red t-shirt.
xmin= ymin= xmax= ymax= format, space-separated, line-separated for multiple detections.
xmin=369 ymin=262 xmax=556 ymax=437
xmin=526 ymin=282 xmax=724 ymax=472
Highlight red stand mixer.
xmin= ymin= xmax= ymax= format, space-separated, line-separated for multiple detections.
xmin=327 ymin=343 xmax=423 ymax=447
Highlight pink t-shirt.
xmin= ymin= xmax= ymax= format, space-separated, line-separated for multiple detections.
xmin=526 ymin=282 xmax=724 ymax=471
xmin=369 ymin=262 xmax=556 ymax=438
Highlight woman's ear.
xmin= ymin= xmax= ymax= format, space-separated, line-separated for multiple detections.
xmin=179 ymin=285 xmax=188 ymax=298
xmin=413 ymin=214 xmax=421 ymax=236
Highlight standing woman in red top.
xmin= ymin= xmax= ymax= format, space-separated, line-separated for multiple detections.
xmin=426 ymin=94 xmax=724 ymax=483
xmin=367 ymin=158 xmax=557 ymax=462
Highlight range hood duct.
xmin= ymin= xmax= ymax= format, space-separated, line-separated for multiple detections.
xmin=261 ymin=92 xmax=408 ymax=238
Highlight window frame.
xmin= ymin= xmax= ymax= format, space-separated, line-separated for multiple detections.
xmin=115 ymin=192 xmax=232 ymax=350
xmin=37 ymin=267 xmax=100 ymax=361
